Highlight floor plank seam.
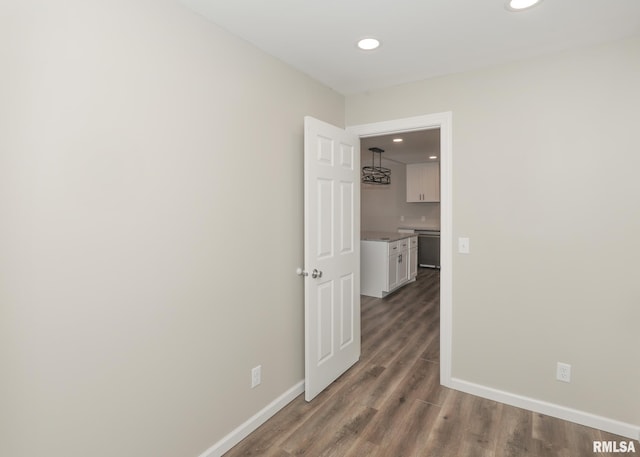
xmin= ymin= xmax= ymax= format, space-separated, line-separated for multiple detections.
xmin=419 ymin=357 xmax=439 ymax=364
xmin=416 ymin=398 xmax=445 ymax=408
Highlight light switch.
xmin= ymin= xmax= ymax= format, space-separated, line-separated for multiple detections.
xmin=458 ymin=237 xmax=470 ymax=254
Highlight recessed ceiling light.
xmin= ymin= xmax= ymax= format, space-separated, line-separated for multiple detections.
xmin=429 ymin=156 xmax=438 ymax=160
xmin=357 ymin=38 xmax=380 ymax=51
xmin=505 ymin=0 xmax=542 ymax=11
xmin=392 ymin=138 xmax=403 ymax=143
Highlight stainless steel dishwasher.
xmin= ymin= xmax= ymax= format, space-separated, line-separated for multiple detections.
xmin=416 ymin=230 xmax=440 ymax=268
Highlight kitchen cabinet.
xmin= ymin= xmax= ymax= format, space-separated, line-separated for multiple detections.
xmin=396 ymin=237 xmax=409 ymax=285
xmin=406 ymin=162 xmax=439 ymax=202
xmin=408 ymin=236 xmax=418 ymax=279
xmin=388 ymin=239 xmax=408 ymax=290
xmin=361 ymin=233 xmax=417 ymax=298
xmin=387 ymin=248 xmax=399 ymax=291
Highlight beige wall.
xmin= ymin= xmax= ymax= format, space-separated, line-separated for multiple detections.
xmin=361 ymin=161 xmax=440 ymax=232
xmin=348 ymin=35 xmax=640 ymax=428
xmin=0 ymin=1 xmax=343 ymax=456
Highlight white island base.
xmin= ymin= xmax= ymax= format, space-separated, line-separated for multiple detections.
xmin=361 ymin=232 xmax=418 ymax=298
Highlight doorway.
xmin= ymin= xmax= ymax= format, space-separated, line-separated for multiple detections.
xmin=347 ymin=112 xmax=452 ymax=388
xmin=360 ymin=129 xmax=441 ymax=234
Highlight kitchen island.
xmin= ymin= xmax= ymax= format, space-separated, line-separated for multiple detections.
xmin=361 ymin=232 xmax=418 ymax=298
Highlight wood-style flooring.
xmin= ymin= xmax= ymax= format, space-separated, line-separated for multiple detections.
xmin=225 ymin=268 xmax=639 ymax=456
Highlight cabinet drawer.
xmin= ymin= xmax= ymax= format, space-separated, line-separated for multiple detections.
xmin=409 ymin=236 xmax=418 ymax=248
xmin=398 ymin=238 xmax=409 ymax=251
xmin=387 ymin=241 xmax=399 ymax=255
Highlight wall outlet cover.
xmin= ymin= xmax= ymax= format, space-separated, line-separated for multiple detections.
xmin=556 ymin=362 xmax=571 ymax=383
xmin=251 ymin=365 xmax=262 ymax=388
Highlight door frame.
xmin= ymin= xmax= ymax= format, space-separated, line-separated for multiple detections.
xmin=347 ymin=112 xmax=453 ymax=387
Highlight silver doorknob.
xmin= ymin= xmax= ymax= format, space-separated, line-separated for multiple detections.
xmin=296 ymin=268 xmax=323 ymax=278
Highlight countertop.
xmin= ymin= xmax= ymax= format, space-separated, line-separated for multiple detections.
xmin=398 ymin=224 xmax=440 ymax=231
xmin=361 ymin=231 xmax=416 ymax=242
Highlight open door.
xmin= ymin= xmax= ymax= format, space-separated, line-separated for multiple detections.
xmin=302 ymin=116 xmax=361 ymax=401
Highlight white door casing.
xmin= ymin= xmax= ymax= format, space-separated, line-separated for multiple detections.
xmin=303 ymin=116 xmax=361 ymax=402
xmin=346 ymin=112 xmax=453 ymax=388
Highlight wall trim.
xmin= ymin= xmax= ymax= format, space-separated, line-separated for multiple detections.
xmin=448 ymin=377 xmax=640 ymax=441
xmin=197 ymin=381 xmax=305 ymax=457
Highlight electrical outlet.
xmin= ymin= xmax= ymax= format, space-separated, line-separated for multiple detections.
xmin=251 ymin=365 xmax=261 ymax=388
xmin=556 ymin=362 xmax=571 ymax=383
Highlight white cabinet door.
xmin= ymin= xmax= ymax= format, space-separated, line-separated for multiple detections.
xmin=406 ymin=162 xmax=440 ymax=202
xmin=406 ymin=163 xmax=425 ymax=202
xmin=409 ymin=246 xmax=418 ymax=279
xmin=396 ymin=249 xmax=408 ymax=285
xmin=396 ymin=239 xmax=409 ymax=285
xmin=424 ymin=162 xmax=440 ymax=202
xmin=397 ymin=242 xmax=409 ymax=285
xmin=387 ymin=252 xmax=399 ymax=291
xmin=303 ymin=116 xmax=360 ymax=402
xmin=408 ymin=236 xmax=418 ymax=279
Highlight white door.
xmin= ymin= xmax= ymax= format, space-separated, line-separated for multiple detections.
xmin=303 ymin=116 xmax=360 ymax=402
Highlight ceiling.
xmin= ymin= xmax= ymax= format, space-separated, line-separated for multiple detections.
xmin=361 ymin=129 xmax=440 ymax=166
xmin=179 ymin=0 xmax=640 ymax=95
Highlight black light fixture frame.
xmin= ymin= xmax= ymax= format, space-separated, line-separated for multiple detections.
xmin=362 ymin=147 xmax=391 ymax=185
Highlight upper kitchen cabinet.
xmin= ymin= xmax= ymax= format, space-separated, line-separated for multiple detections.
xmin=406 ymin=162 xmax=439 ymax=202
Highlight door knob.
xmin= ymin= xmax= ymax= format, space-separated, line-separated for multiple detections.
xmin=296 ymin=268 xmax=322 ymax=278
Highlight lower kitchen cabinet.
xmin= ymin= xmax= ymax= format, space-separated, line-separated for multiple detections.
xmin=408 ymin=236 xmax=418 ymax=279
xmin=361 ymin=235 xmax=418 ymax=298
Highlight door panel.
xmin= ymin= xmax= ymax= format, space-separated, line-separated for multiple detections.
xmin=317 ymin=178 xmax=334 ymax=258
xmin=339 ymin=181 xmax=354 ymax=254
xmin=339 ymin=273 xmax=355 ymax=348
xmin=317 ymin=281 xmax=334 ymax=364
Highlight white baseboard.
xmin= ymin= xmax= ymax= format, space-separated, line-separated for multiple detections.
xmin=447 ymin=377 xmax=640 ymax=441
xmin=197 ymin=380 xmax=305 ymax=457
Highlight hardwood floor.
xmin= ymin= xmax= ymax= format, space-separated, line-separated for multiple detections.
xmin=225 ymin=269 xmax=639 ymax=456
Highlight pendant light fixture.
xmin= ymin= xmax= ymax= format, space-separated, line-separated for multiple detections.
xmin=362 ymin=147 xmax=391 ymax=185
